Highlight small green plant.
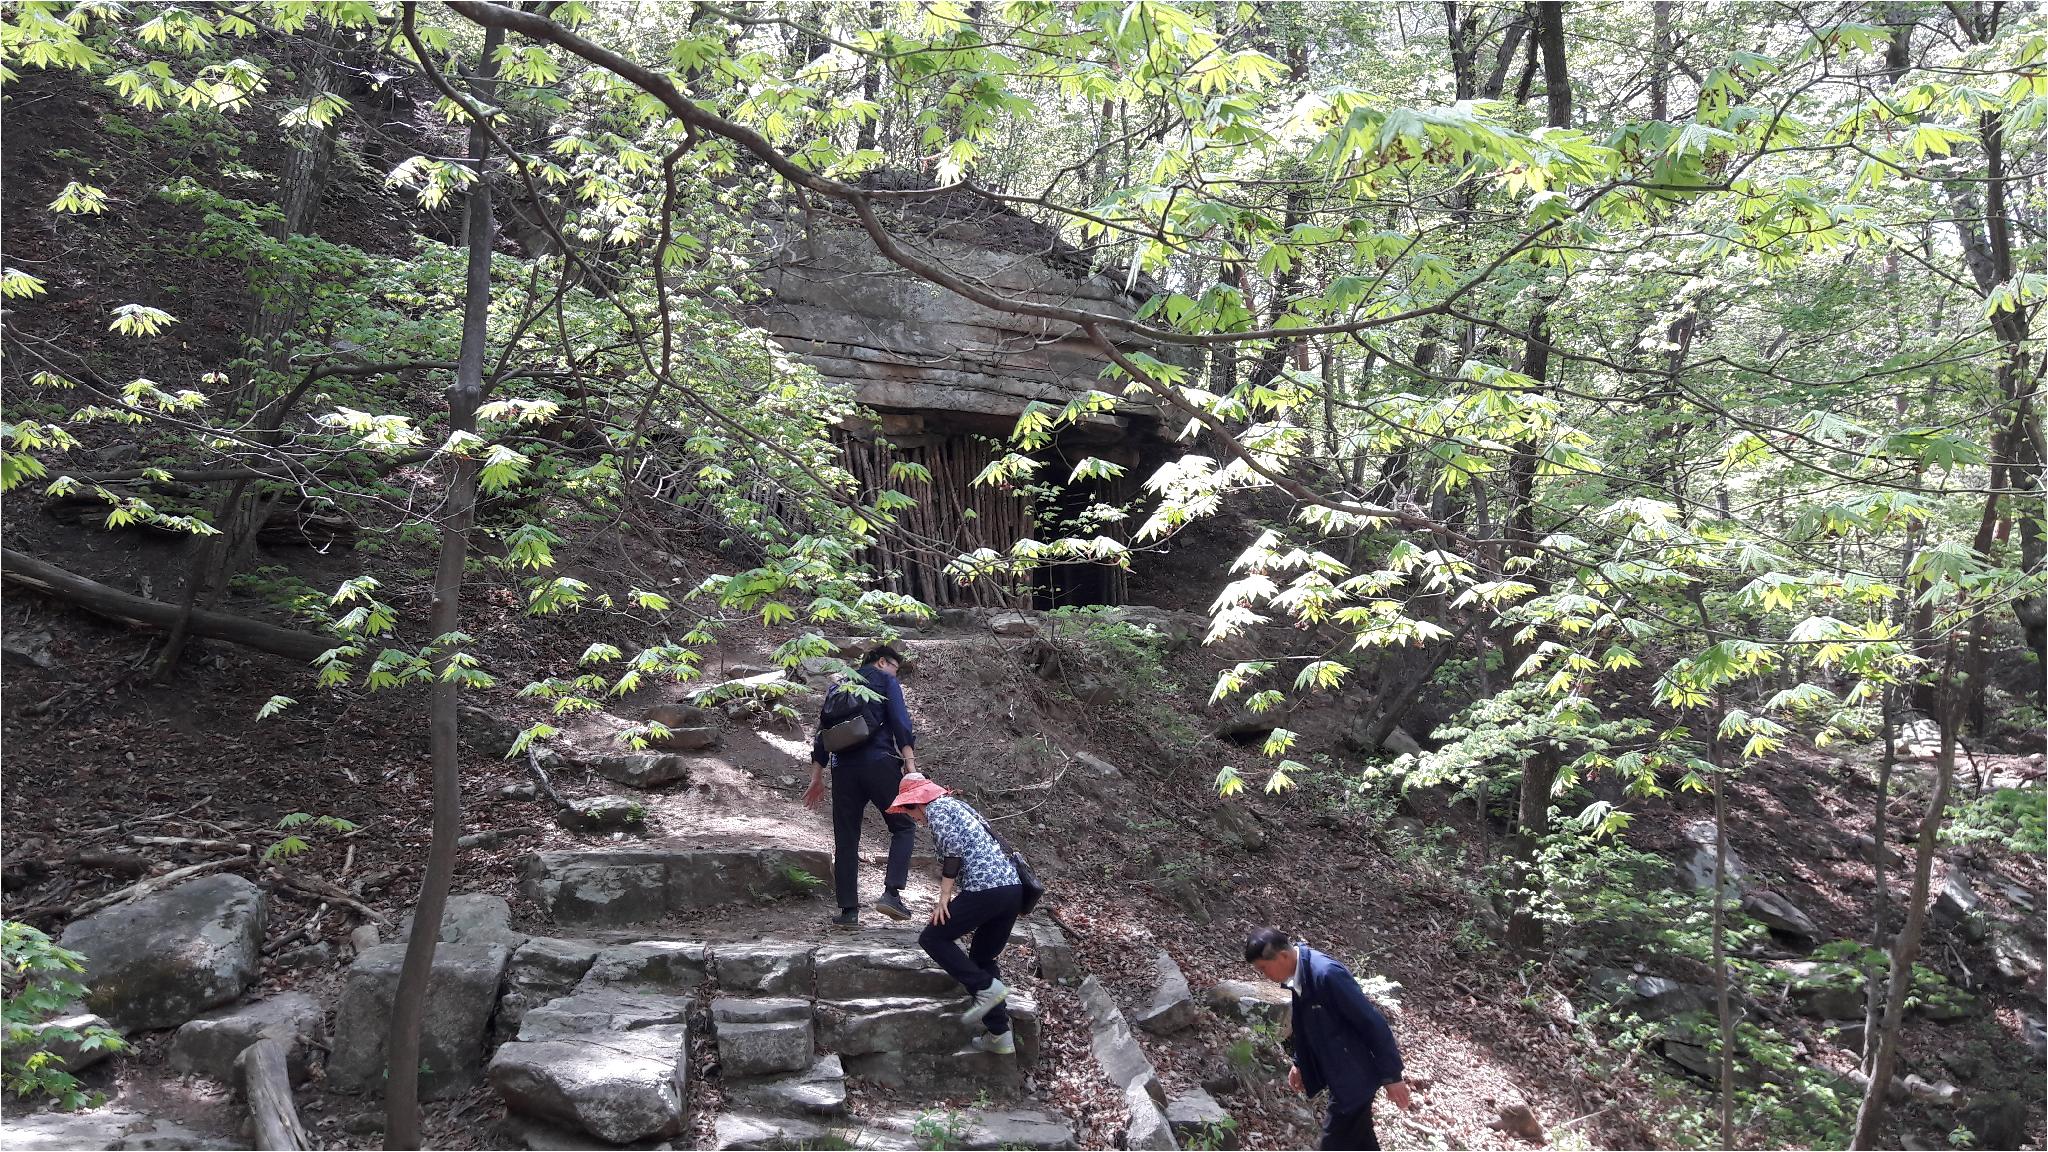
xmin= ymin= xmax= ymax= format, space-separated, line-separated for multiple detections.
xmin=1941 ymin=787 xmax=2046 ymax=855
xmin=911 ymin=1107 xmax=972 ymax=1150
xmin=263 ymin=812 xmax=358 ymax=862
xmin=1185 ymin=1117 xmax=1239 ymax=1151
xmin=781 ymin=865 xmax=824 ymax=892
xmin=3 ymin=922 xmax=127 ymax=1109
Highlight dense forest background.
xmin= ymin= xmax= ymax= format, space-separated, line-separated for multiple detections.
xmin=1 ymin=2 xmax=2042 ymax=1150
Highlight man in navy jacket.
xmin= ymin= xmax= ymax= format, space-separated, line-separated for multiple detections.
xmin=1246 ymin=927 xmax=1413 ymax=1150
xmin=806 ymin=646 xmax=918 ymax=927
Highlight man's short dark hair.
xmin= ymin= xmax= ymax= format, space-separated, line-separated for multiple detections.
xmin=861 ymin=645 xmax=905 ymax=668
xmin=1244 ymin=927 xmax=1292 ymax=963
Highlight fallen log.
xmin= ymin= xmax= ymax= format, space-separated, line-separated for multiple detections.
xmin=236 ymin=1038 xmax=312 ymax=1151
xmin=1 ymin=549 xmax=333 ymax=664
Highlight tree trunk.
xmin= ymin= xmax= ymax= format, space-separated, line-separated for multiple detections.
xmin=1850 ymin=706 xmax=1956 ymax=1149
xmin=1862 ymin=686 xmax=1897 ymax=1070
xmin=1711 ymin=761 xmax=1735 ymax=1148
xmin=238 ymin=1038 xmax=312 ymax=1151
xmin=384 ymin=23 xmax=502 ymax=1149
xmin=1 ymin=549 xmax=333 ymax=663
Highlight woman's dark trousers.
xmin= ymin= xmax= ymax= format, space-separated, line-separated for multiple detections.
xmin=917 ymin=883 xmax=1023 ymax=1035
xmin=831 ymin=755 xmax=914 ymax=910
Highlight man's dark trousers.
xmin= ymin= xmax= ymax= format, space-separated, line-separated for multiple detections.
xmin=831 ymin=755 xmax=913 ymax=910
xmin=1321 ymin=1099 xmax=1379 ymax=1151
xmin=918 ymin=883 xmax=1021 ymax=1035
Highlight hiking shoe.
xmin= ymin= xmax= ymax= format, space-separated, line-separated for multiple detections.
xmin=969 ymin=1030 xmax=1016 ymax=1056
xmin=829 ymin=908 xmax=860 ymax=930
xmin=872 ymin=891 xmax=911 ymax=921
xmin=961 ymin=979 xmax=1009 ymax=1027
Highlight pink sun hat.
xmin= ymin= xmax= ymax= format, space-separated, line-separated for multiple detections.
xmin=886 ymin=772 xmax=949 ymax=813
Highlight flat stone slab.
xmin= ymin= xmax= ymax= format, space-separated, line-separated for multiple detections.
xmin=864 ymin=1107 xmax=1077 ymax=1150
xmin=712 ymin=997 xmax=812 ymax=1024
xmin=490 ymin=1025 xmax=688 ymax=1145
xmin=1135 ymin=950 xmax=1197 ymax=1035
xmin=58 ymin=873 xmax=265 ymax=1031
xmin=555 ymin=795 xmax=651 ymax=833
xmin=814 ymin=996 xmax=974 ymax=1055
xmin=523 ymin=848 xmax=832 ymax=928
xmin=169 ymin=991 xmax=323 ymax=1083
xmin=841 ymin=1046 xmax=1022 ymax=1095
xmin=711 ymin=941 xmax=816 ymax=996
xmin=1125 ymin=1082 xmax=1176 ymax=1150
xmin=711 ymin=1112 xmax=832 ymax=1151
xmin=1167 ymin=1088 xmax=1236 ymax=1147
xmin=579 ymin=941 xmax=710 ymax=991
xmin=4 ymin=1109 xmax=234 ymax=1151
xmin=328 ymin=941 xmax=510 ymax=1098
xmin=812 ymin=944 xmax=959 ymax=1000
xmin=724 ymin=1054 xmax=848 ymax=1116
xmin=585 ymin=752 xmax=691 ymax=789
xmin=716 ymin=1017 xmax=814 ymax=1077
xmin=517 ymin=989 xmax=694 ymax=1042
xmin=1204 ymin=979 xmax=1288 ymax=1030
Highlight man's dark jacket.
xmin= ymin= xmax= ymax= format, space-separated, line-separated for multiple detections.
xmin=808 ymin=665 xmax=914 ymax=767
xmin=1289 ymin=944 xmax=1404 ymax=1114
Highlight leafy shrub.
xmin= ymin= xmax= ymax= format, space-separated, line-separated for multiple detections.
xmin=2 ymin=922 xmax=126 ymax=1110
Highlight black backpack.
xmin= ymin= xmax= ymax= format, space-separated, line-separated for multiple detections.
xmin=818 ymin=670 xmax=881 ymax=754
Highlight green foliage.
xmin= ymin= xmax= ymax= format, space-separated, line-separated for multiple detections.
xmin=262 ymin=812 xmax=358 ymax=863
xmin=910 ymin=1107 xmax=972 ymax=1151
xmin=1940 ymin=787 xmax=2047 ymax=855
xmin=2 ymin=922 xmax=126 ymax=1110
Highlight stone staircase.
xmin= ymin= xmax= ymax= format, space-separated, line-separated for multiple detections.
xmin=338 ymin=842 xmax=1076 ymax=1150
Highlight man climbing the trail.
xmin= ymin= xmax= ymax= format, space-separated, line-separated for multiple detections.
xmin=888 ymin=772 xmax=1022 ymax=1055
xmin=805 ymin=645 xmax=918 ymax=928
xmin=1246 ymin=926 xmax=1414 ymax=1151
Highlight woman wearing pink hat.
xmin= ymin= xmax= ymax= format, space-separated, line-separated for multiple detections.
xmin=887 ymin=773 xmax=1022 ymax=1055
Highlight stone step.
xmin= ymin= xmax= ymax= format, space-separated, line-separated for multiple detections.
xmin=490 ymin=1024 xmax=690 ymax=1146
xmin=723 ymin=1054 xmax=848 ymax=1117
xmin=522 ymin=847 xmax=832 ymax=928
xmin=711 ymin=997 xmax=815 ymax=1077
xmin=712 ymin=1106 xmax=1076 ymax=1151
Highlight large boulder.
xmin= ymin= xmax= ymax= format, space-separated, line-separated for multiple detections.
xmin=712 ymin=998 xmax=814 ymax=1076
xmin=1676 ymin=821 xmax=1746 ymax=893
xmin=584 ymin=752 xmax=691 ymax=789
xmin=1167 ymin=1089 xmax=1235 ymax=1149
xmin=1135 ymin=951 xmax=1197 ymax=1035
xmin=711 ymin=942 xmax=816 ymax=996
xmin=59 ymin=873 xmax=266 ymax=1031
xmin=21 ymin=1010 xmax=121 ymax=1075
xmin=1587 ymin=969 xmax=1716 ymax=1020
xmin=1204 ymin=979 xmax=1289 ymax=1030
xmin=496 ymin=936 xmax=601 ymax=1043
xmin=1776 ymin=962 xmax=1865 ymax=1021
xmin=990 ymin=611 xmax=1038 ymax=638
xmin=168 ymin=992 xmax=324 ymax=1083
xmin=555 ymin=796 xmax=650 ymax=834
xmin=328 ymin=941 xmax=510 ymax=1098
xmin=1019 ymin=917 xmax=1079 ymax=986
xmin=1125 ymin=1082 xmax=1178 ymax=1150
xmin=489 ymin=1025 xmax=689 ymax=1144
xmin=522 ymin=848 xmax=832 ymax=928
xmin=1959 ymin=1091 xmax=2028 ymax=1152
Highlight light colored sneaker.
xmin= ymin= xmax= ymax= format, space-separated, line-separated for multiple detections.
xmin=970 ymin=1030 xmax=1016 ymax=1056
xmin=961 ymin=978 xmax=1008 ymax=1027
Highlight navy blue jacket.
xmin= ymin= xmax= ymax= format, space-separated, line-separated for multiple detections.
xmin=1289 ymin=945 xmax=1404 ymax=1114
xmin=810 ymin=665 xmax=914 ymax=768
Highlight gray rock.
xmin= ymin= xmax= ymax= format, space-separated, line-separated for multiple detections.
xmin=499 ymin=781 xmax=540 ymax=800
xmin=580 ymin=941 xmax=710 ymax=992
xmin=349 ymin=924 xmax=382 ymax=953
xmin=584 ymin=752 xmax=691 ymax=788
xmin=1960 ymin=1091 xmax=2028 ymax=1151
xmin=555 ymin=795 xmax=649 ymax=833
xmin=650 ymin=724 xmax=719 ymax=753
xmin=276 ymin=941 xmax=333 ymax=969
xmin=1079 ymin=976 xmax=1164 ymax=1104
xmin=814 ymin=996 xmax=972 ymax=1055
xmin=2023 ymin=1013 xmax=2045 ymax=1064
xmin=1991 ymin=922 xmax=2044 ymax=981
xmin=840 ymin=1046 xmax=1021 ymax=1095
xmin=522 ymin=848 xmax=832 ymax=928
xmin=399 ymin=892 xmax=526 ymax=949
xmin=1676 ymin=820 xmax=1746 ymax=893
xmin=990 ymin=611 xmax=1038 ymax=637
xmin=710 ymin=941 xmax=815 ymax=996
xmin=327 ymin=941 xmax=510 ymax=1097
xmin=1125 ymin=1081 xmax=1179 ymax=1150
xmin=1824 ymin=1018 xmax=1867 ymax=1052
xmin=58 ymin=873 xmax=266 ymax=1031
xmin=1204 ymin=979 xmax=1289 ymax=1030
xmin=812 ymin=944 xmax=958 ymax=1000
xmin=1136 ymin=950 xmax=1197 ymax=1035
xmin=1776 ymin=962 xmax=1865 ymax=1021
xmin=712 ymin=998 xmax=814 ymax=1076
xmin=169 ymin=991 xmax=323 ymax=1083
xmin=3 ymin=1110 xmax=229 ymax=1151
xmin=490 ymin=1025 xmax=689 ymax=1144
xmin=1073 ymin=752 xmax=1122 ymax=781
xmin=1850 ymin=833 xmax=1903 ymax=869
xmin=4 ymin=628 xmax=54 ymax=669
xmin=1379 ymin=728 xmax=1424 ymax=758
xmin=1166 ymin=1089 xmax=1234 ymax=1148
xmin=1588 ymin=969 xmax=1716 ymax=1020
xmin=863 ymin=1107 xmax=1076 ymax=1150
xmin=518 ymin=989 xmax=693 ymax=1041
xmin=498 ymin=936 xmax=602 ymax=1042
xmin=1207 ymin=804 xmax=1265 ymax=852
xmin=1741 ymin=890 xmax=1822 ymax=943
xmin=1010 ymin=988 xmax=1043 ymax=1070
xmin=22 ymin=1010 xmax=121 ymax=1074
xmin=724 ymin=1054 xmax=847 ymax=1116
xmin=1019 ymin=917 xmax=1079 ymax=986
xmin=1935 ymin=871 xmax=1981 ymax=923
